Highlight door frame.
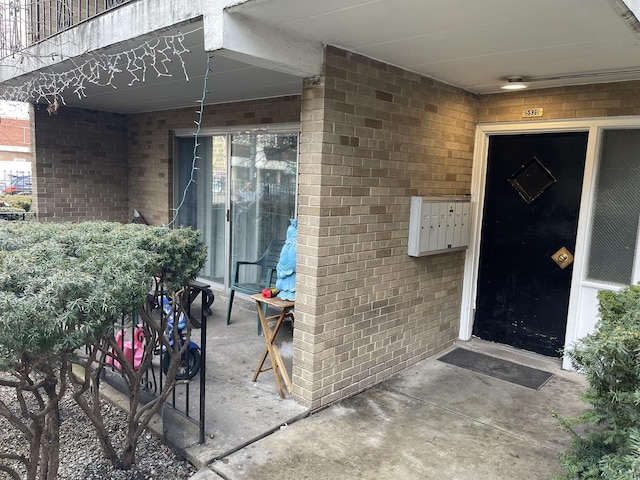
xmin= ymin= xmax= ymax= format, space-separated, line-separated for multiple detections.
xmin=460 ymin=117 xmax=640 ymax=369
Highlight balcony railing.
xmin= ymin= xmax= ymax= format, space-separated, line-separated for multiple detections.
xmin=1 ymin=0 xmax=132 ymax=59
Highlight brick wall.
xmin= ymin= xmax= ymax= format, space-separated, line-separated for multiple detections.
xmin=0 ymin=117 xmax=31 ymax=163
xmin=478 ymin=80 xmax=640 ymax=122
xmin=128 ymin=96 xmax=301 ymax=225
xmin=33 ymin=107 xmax=129 ymax=222
xmin=0 ymin=152 xmax=31 ymax=162
xmin=0 ymin=117 xmax=30 ymax=148
xmin=294 ymin=46 xmax=477 ymax=408
xmin=33 ymin=51 xmax=640 ymax=409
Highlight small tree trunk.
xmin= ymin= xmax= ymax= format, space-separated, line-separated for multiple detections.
xmin=26 ymin=433 xmax=40 ymax=480
xmin=37 ymin=441 xmax=49 ymax=480
xmin=44 ymin=407 xmax=61 ymax=480
xmin=38 ymin=379 xmax=61 ymax=480
xmin=68 ymin=351 xmax=120 ymax=469
xmin=119 ymin=442 xmax=136 ymax=470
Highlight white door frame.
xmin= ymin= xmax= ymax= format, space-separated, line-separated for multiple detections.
xmin=459 ymin=117 xmax=640 ymax=368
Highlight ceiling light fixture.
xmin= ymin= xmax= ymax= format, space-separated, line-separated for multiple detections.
xmin=500 ymin=76 xmax=529 ymax=90
xmin=500 ymin=68 xmax=640 ymax=91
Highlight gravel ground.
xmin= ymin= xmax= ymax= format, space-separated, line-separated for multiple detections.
xmin=0 ymin=383 xmax=196 ymax=480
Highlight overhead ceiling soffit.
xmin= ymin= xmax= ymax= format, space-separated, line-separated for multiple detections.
xmin=203 ymin=9 xmax=323 ymax=78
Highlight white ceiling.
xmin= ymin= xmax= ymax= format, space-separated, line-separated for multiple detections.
xmin=233 ymin=0 xmax=640 ymax=93
xmin=18 ymin=0 xmax=640 ymax=114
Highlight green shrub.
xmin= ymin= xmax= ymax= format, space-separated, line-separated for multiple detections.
xmin=0 ymin=221 xmax=207 ymax=478
xmin=0 ymin=194 xmax=31 ymax=211
xmin=0 ymin=206 xmax=25 ymax=212
xmin=557 ymin=284 xmax=640 ymax=479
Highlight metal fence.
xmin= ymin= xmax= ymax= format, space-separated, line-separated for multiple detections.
xmin=89 ymin=286 xmax=211 ymax=445
xmin=0 ymin=170 xmax=31 ymax=195
xmin=1 ymin=0 xmax=132 ymax=59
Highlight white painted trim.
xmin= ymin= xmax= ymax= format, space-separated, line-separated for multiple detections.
xmin=460 ymin=116 xmax=640 ymax=366
xmin=581 ymin=280 xmax=626 ymax=291
xmin=459 ymin=127 xmax=490 ymax=339
xmin=563 ymin=125 xmax=599 ymax=368
xmin=0 ymin=146 xmax=29 ymax=153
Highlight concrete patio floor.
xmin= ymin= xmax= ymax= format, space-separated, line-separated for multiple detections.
xmin=176 ymin=295 xmax=588 ymax=479
xmin=160 ymin=291 xmax=308 ymax=465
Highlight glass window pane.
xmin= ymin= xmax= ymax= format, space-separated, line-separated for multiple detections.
xmin=230 ymin=132 xmax=297 ymax=283
xmin=209 ymin=136 xmax=228 ymax=284
xmin=586 ymin=129 xmax=640 ymax=285
xmin=175 ymin=136 xmax=227 ymax=283
xmin=176 ymin=130 xmax=298 ymax=287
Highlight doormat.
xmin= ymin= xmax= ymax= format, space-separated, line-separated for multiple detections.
xmin=437 ymin=348 xmax=553 ymax=390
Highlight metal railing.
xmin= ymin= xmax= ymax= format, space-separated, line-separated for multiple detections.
xmin=0 ymin=170 xmax=31 ymax=195
xmin=89 ymin=286 xmax=211 ymax=446
xmin=1 ymin=0 xmax=132 ymax=59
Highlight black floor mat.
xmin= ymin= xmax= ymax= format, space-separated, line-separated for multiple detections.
xmin=438 ymin=348 xmax=553 ymax=390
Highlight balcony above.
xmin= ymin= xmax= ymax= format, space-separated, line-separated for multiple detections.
xmin=0 ymin=0 xmax=321 ymax=113
xmin=0 ymin=0 xmax=134 ymax=59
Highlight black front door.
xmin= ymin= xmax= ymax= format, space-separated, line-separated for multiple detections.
xmin=473 ymin=132 xmax=588 ymax=356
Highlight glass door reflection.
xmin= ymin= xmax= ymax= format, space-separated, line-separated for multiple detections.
xmin=175 ymin=130 xmax=297 ymax=289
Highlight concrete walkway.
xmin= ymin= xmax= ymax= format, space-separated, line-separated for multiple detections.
xmin=190 ymin=340 xmax=587 ymax=480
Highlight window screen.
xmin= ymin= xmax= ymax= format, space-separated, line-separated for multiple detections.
xmin=586 ymin=129 xmax=640 ymax=285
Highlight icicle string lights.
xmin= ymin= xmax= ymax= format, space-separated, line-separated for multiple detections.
xmin=0 ymin=28 xmax=199 ymax=106
xmin=0 ymin=26 xmax=208 ymax=228
xmin=167 ymin=53 xmax=212 ymax=227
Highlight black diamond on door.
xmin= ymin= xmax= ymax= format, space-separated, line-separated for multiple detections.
xmin=473 ymin=132 xmax=588 ymax=357
xmin=508 ymin=156 xmax=557 ymax=204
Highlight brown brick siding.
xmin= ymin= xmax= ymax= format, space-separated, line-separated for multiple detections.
xmin=478 ymin=80 xmax=640 ymax=122
xmin=33 ymin=107 xmax=129 ymax=222
xmin=30 ymin=45 xmax=640 ymax=410
xmin=128 ymin=96 xmax=301 ymax=225
xmin=294 ymin=46 xmax=477 ymax=408
xmin=0 ymin=117 xmax=31 ymax=164
xmin=30 ymin=96 xmax=301 ymax=223
xmin=0 ymin=118 xmax=30 ymax=148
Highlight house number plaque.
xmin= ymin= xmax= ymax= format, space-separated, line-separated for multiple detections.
xmin=522 ymin=108 xmax=544 ymax=118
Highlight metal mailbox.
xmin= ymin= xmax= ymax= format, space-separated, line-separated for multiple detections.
xmin=407 ymin=196 xmax=471 ymax=257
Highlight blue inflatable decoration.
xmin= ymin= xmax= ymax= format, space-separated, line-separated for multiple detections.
xmin=276 ymin=219 xmax=297 ymax=300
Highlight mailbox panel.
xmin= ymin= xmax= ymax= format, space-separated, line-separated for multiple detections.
xmin=407 ymin=196 xmax=471 ymax=257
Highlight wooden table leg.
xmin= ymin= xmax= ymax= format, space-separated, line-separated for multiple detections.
xmin=269 ymin=311 xmax=293 ymax=395
xmin=252 ymin=301 xmax=293 ymax=398
xmin=253 ymin=301 xmax=285 ymax=397
xmin=252 ymin=302 xmax=271 ymax=380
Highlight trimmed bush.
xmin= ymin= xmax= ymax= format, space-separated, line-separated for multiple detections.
xmin=557 ymin=284 xmax=640 ymax=479
xmin=0 ymin=221 xmax=207 ymax=479
xmin=0 ymin=194 xmax=31 ymax=211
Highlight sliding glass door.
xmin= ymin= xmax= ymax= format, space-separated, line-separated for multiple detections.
xmin=175 ymin=128 xmax=298 ymax=289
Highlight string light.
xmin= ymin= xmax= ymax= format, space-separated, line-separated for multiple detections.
xmin=168 ymin=53 xmax=212 ymax=227
xmin=0 ymin=28 xmax=200 ymax=107
xmin=0 ymin=27 xmax=209 ymax=226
